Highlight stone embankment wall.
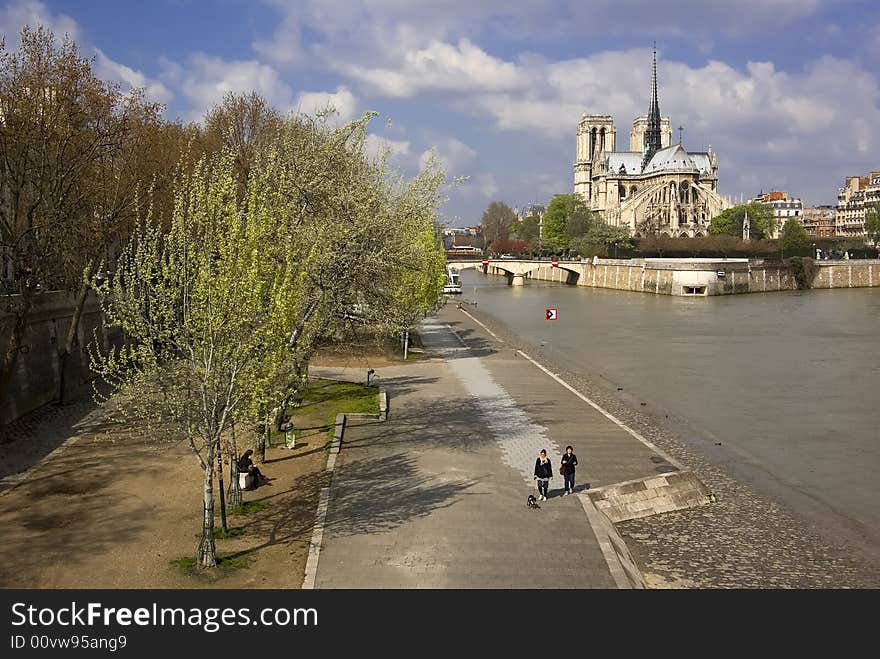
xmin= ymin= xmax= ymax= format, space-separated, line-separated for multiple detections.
xmin=0 ymin=291 xmax=111 ymax=424
xmin=498 ymin=258 xmax=880 ymax=296
xmin=811 ymin=260 xmax=880 ymax=289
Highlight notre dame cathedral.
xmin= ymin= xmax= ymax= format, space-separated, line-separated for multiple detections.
xmin=574 ymin=50 xmax=730 ymax=237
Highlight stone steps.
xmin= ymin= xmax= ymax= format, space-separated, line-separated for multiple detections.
xmin=587 ymin=470 xmax=715 ymax=523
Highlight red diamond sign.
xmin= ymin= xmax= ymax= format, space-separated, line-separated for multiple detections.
xmin=545 ymin=308 xmax=558 ymax=321
xmin=551 ymin=260 xmax=559 ymax=267
xmin=482 ymin=259 xmax=488 ymax=265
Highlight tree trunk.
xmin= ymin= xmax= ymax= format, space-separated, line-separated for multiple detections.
xmin=403 ymin=329 xmax=409 ymax=361
xmin=58 ymin=283 xmax=90 ymax=406
xmin=216 ymin=438 xmax=228 ymax=534
xmin=0 ymin=293 xmax=34 ymax=434
xmin=227 ymin=420 xmax=242 ymax=507
xmin=255 ymin=412 xmax=268 ymax=463
xmin=198 ymin=442 xmax=217 ymax=568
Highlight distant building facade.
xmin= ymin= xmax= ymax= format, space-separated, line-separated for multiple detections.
xmin=800 ymin=206 xmax=836 ymax=238
xmin=836 ymin=171 xmax=880 ymax=239
xmin=573 ymin=49 xmax=729 ymax=237
xmin=752 ymin=191 xmax=803 ymax=239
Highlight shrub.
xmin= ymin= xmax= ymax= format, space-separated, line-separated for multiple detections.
xmin=788 ymin=257 xmax=818 ymax=289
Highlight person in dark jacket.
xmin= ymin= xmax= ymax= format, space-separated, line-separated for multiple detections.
xmin=533 ymin=449 xmax=553 ymax=501
xmin=560 ymin=445 xmax=578 ymax=495
xmin=238 ymin=449 xmax=266 ymax=488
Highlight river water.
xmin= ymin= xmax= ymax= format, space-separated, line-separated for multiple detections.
xmin=458 ymin=268 xmax=880 ymax=559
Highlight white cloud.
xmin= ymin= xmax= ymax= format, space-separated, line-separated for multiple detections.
xmin=419 ymin=137 xmax=477 ymax=176
xmin=94 ymin=49 xmax=172 ymax=104
xmin=252 ymin=0 xmax=303 ymax=66
xmin=364 ymin=133 xmax=411 ymax=161
xmin=294 ymin=86 xmax=358 ymax=122
xmin=160 ymin=53 xmax=293 ymax=121
xmin=348 ymin=38 xmax=528 ymax=97
xmin=1 ymin=1 xmax=172 ymax=105
xmin=0 ymin=0 xmax=80 ymax=43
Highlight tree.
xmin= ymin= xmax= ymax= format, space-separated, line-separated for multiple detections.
xmin=865 ymin=203 xmax=880 ymax=249
xmin=489 ymin=238 xmax=531 ymax=255
xmin=516 ymin=215 xmax=541 ymax=244
xmin=709 ymin=203 xmax=777 ymax=240
xmin=778 ymin=217 xmax=810 ymax=255
xmin=90 ymin=110 xmax=447 ymax=568
xmin=571 ymin=221 xmax=632 ymax=258
xmin=0 ymin=26 xmax=162 ymax=424
xmin=542 ymin=194 xmax=593 ymax=250
xmin=202 ymin=91 xmax=281 ymax=198
xmin=480 ymin=201 xmax=517 ymax=247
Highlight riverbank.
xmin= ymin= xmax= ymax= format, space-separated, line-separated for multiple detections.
xmin=480 ymin=257 xmax=880 ymax=296
xmin=455 ymin=299 xmax=879 ymax=587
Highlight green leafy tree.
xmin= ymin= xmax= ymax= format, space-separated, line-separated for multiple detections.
xmin=90 ymin=111 xmax=447 ymax=568
xmin=778 ymin=217 xmax=810 ymax=255
xmin=865 ymin=204 xmax=880 ymax=248
xmin=572 ymin=221 xmax=633 ymax=258
xmin=516 ymin=215 xmax=541 ymax=244
xmin=709 ymin=203 xmax=777 ymax=240
xmin=542 ymin=194 xmax=593 ymax=250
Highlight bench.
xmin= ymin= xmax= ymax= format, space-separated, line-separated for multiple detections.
xmin=239 ymin=471 xmax=255 ymax=490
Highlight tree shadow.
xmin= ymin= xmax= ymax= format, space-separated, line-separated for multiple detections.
xmin=0 ymin=438 xmax=168 ymax=586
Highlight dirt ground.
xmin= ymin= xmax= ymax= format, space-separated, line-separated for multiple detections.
xmin=0 ymin=414 xmax=333 ymax=588
xmin=0 ymin=340 xmax=411 ymax=589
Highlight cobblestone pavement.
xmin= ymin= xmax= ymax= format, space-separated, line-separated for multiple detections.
xmin=458 ymin=303 xmax=880 ymax=588
xmin=0 ymin=396 xmax=108 ymax=492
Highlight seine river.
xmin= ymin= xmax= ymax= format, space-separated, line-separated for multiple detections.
xmin=457 ymin=268 xmax=880 ymax=560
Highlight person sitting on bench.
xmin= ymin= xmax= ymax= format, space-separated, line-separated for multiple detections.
xmin=238 ymin=449 xmax=267 ymax=488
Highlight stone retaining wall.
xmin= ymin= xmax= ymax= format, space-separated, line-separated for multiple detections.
xmin=811 ymin=260 xmax=880 ymax=289
xmin=0 ymin=291 xmax=115 ymax=424
xmin=501 ymin=258 xmax=880 ymax=296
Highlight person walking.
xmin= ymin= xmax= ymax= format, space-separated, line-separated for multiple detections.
xmin=560 ymin=445 xmax=578 ymax=495
xmin=534 ymin=449 xmax=553 ymax=501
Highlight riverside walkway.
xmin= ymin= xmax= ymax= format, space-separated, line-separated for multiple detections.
xmin=309 ymin=305 xmax=683 ymax=588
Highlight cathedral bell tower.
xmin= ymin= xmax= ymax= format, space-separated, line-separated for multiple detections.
xmin=575 ymin=114 xmax=615 ymax=202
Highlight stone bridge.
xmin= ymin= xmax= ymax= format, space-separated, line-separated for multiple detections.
xmin=451 ymin=259 xmax=585 ymax=286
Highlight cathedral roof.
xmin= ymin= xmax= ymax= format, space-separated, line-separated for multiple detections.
xmin=604 ymin=143 xmax=713 ymax=177
xmin=607 ymin=152 xmax=644 ymax=175
xmin=690 ymin=153 xmax=713 ymax=174
xmin=643 ymin=143 xmax=698 ymax=173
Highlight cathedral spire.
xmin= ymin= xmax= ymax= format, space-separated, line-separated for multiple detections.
xmin=642 ymin=44 xmax=663 ymax=170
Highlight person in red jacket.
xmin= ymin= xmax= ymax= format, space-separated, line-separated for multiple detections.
xmin=533 ymin=449 xmax=553 ymax=501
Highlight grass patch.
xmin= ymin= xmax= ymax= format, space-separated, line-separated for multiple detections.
xmin=215 ymin=500 xmax=270 ymax=518
xmin=213 ymin=526 xmax=246 ymax=539
xmin=292 ymin=379 xmax=380 ymax=443
xmin=172 ymin=553 xmax=252 ymax=576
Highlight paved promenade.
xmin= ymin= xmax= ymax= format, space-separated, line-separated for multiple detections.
xmin=310 ymin=305 xmax=679 ymax=588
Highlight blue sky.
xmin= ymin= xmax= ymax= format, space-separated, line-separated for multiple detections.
xmin=2 ymin=0 xmax=879 ymax=226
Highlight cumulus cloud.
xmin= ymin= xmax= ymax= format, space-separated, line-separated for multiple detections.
xmin=364 ymin=133 xmax=411 ymax=161
xmin=160 ymin=53 xmax=293 ymax=121
xmin=419 ymin=137 xmax=478 ymax=176
xmin=1 ymin=0 xmax=171 ymax=105
xmin=94 ymin=49 xmax=172 ymax=104
xmin=0 ymin=0 xmax=80 ymax=43
xmin=254 ymin=0 xmax=838 ymax=73
xmin=294 ymin=85 xmax=358 ymax=122
xmin=348 ymin=38 xmax=529 ymax=97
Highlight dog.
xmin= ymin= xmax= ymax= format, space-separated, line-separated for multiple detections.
xmin=527 ymin=494 xmax=541 ymax=509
